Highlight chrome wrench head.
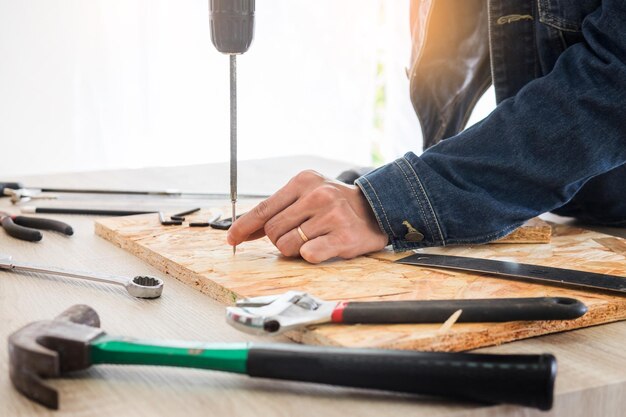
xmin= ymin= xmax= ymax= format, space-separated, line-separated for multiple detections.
xmin=125 ymin=276 xmax=164 ymax=299
xmin=226 ymin=291 xmax=335 ymax=336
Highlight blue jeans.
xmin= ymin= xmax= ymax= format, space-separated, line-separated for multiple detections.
xmin=356 ymin=0 xmax=626 ymax=250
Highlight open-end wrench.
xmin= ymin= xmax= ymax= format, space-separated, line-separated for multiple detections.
xmin=0 ymin=255 xmax=163 ymax=298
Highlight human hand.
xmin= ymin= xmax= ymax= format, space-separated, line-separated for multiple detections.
xmin=227 ymin=170 xmax=388 ymax=263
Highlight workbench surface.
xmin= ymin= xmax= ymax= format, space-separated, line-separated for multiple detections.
xmin=1 ymin=156 xmax=625 ymax=417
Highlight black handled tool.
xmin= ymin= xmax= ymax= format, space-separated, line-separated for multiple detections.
xmin=330 ymin=297 xmax=586 ymax=323
xmin=22 ymin=207 xmax=157 ymax=217
xmin=0 ymin=211 xmax=73 ymax=242
xmin=397 ymin=253 xmax=626 ymax=294
xmin=248 ymin=345 xmax=556 ymax=411
xmin=226 ymin=291 xmax=587 ymax=335
xmin=9 ymin=305 xmax=556 ymax=410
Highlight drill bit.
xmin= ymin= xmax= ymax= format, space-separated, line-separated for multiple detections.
xmin=230 ymin=54 xmax=237 ymax=255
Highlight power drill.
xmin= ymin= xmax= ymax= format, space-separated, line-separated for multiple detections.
xmin=209 ymin=0 xmax=255 ymax=254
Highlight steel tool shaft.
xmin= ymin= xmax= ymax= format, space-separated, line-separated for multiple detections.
xmin=230 ymin=54 xmax=237 ymax=254
xmin=209 ymin=0 xmax=255 ymax=255
xmin=0 ymin=255 xmax=163 ymax=298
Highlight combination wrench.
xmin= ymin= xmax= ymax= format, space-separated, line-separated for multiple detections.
xmin=0 ymin=255 xmax=163 ymax=298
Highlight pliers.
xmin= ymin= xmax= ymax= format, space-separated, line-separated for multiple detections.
xmin=0 ymin=211 xmax=73 ymax=242
xmin=226 ymin=291 xmax=588 ymax=335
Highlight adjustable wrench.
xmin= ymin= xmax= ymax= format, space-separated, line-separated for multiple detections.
xmin=226 ymin=291 xmax=587 ymax=335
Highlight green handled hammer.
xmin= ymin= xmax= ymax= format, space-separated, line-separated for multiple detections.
xmin=9 ymin=305 xmax=556 ymax=410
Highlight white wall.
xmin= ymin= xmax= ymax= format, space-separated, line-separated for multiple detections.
xmin=0 ymin=1 xmax=494 ymax=176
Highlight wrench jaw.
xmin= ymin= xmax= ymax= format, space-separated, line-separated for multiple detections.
xmin=226 ymin=291 xmax=336 ymax=336
xmin=124 ymin=276 xmax=164 ymax=299
xmin=226 ymin=308 xmax=274 ymax=336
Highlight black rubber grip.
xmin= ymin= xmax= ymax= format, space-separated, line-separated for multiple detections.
xmin=1 ymin=217 xmax=42 ymax=242
xmin=32 ymin=207 xmax=156 ymax=216
xmin=341 ymin=297 xmax=587 ymax=323
xmin=247 ymin=344 xmax=556 ymax=410
xmin=0 ymin=182 xmax=23 ymax=194
xmin=13 ymin=216 xmax=74 ymax=236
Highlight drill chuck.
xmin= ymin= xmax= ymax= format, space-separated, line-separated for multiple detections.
xmin=209 ymin=0 xmax=255 ymax=54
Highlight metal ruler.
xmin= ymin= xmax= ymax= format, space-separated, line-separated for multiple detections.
xmin=397 ymin=253 xmax=626 ymax=294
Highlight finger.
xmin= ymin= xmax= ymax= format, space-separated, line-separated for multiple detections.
xmin=228 ymin=170 xmax=324 ymax=245
xmin=299 ymin=234 xmax=342 ymax=264
xmin=263 ymin=189 xmax=328 ymax=244
xmin=242 ymin=229 xmax=267 ymax=242
xmin=227 ymin=191 xmax=298 ymax=245
xmin=274 ymin=217 xmax=332 ymax=258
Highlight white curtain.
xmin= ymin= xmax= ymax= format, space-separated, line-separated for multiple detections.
xmin=0 ymin=0 xmax=443 ymax=176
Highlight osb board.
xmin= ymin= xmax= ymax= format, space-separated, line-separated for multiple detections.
xmin=95 ymin=210 xmax=626 ymax=352
xmin=496 ymin=217 xmax=551 ymax=243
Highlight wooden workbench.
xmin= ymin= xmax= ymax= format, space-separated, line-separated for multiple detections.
xmin=1 ymin=156 xmax=624 ymax=417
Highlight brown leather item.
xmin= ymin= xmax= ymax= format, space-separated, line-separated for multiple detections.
xmin=409 ymin=0 xmax=491 ymax=149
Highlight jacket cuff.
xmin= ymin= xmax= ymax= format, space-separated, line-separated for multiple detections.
xmin=355 ymin=154 xmax=446 ymax=251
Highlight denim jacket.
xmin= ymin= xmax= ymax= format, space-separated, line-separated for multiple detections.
xmin=355 ymin=0 xmax=626 ymax=251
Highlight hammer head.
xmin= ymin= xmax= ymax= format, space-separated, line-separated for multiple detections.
xmin=8 ymin=305 xmax=105 ymax=409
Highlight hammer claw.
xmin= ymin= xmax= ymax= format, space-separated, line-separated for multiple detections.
xmin=11 ymin=369 xmax=59 ymax=410
xmin=8 ymin=305 xmax=105 ymax=409
xmin=9 ymin=327 xmax=61 ymax=409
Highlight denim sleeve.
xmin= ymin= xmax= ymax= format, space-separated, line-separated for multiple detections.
xmin=355 ymin=0 xmax=626 ymax=250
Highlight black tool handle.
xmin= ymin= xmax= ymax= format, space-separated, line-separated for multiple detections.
xmin=338 ymin=297 xmax=587 ymax=324
xmin=247 ymin=344 xmax=556 ymax=410
xmin=13 ymin=216 xmax=74 ymax=236
xmin=29 ymin=207 xmax=156 ymax=216
xmin=1 ymin=217 xmax=42 ymax=242
xmin=0 ymin=182 xmax=23 ymax=194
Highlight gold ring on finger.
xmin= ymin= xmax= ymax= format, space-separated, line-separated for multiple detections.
xmin=297 ymin=226 xmax=309 ymax=243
